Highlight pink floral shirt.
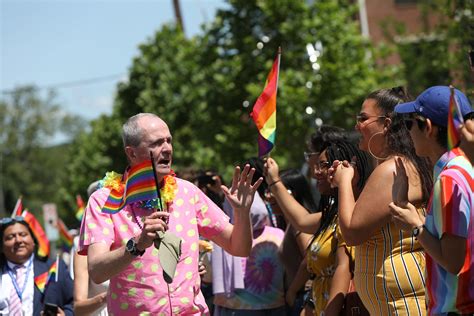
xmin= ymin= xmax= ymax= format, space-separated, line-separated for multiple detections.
xmin=79 ymin=178 xmax=230 ymax=315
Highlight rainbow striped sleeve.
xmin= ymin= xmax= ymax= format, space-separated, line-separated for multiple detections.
xmin=102 ymin=160 xmax=158 ymax=214
xmin=250 ymin=51 xmax=280 ymax=157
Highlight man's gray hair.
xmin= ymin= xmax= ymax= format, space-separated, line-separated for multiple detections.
xmin=122 ymin=113 xmax=159 ymax=148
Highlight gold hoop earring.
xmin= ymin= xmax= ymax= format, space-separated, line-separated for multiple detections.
xmin=367 ymin=131 xmax=389 ymax=161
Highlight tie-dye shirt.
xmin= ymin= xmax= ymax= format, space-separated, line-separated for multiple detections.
xmin=79 ymin=178 xmax=230 ymax=316
xmin=425 ymin=148 xmax=474 ymax=315
xmin=213 ymin=226 xmax=285 ymax=310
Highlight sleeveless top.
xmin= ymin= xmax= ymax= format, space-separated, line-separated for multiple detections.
xmin=353 ymin=210 xmax=426 ymax=316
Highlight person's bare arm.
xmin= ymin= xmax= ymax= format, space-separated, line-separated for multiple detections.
xmin=390 ymin=202 xmax=466 ymax=274
xmin=323 ymin=246 xmax=352 ymax=316
xmin=73 ymin=252 xmax=107 ymax=315
xmin=264 ymin=158 xmax=322 ymax=233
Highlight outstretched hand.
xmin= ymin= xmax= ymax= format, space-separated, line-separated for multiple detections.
xmin=392 ymin=157 xmax=409 ymax=205
xmin=221 ymin=164 xmax=263 ymax=212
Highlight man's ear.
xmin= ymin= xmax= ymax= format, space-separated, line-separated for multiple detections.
xmin=124 ymin=146 xmax=135 ymax=162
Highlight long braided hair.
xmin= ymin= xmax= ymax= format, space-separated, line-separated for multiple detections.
xmin=308 ymin=126 xmax=374 ymax=242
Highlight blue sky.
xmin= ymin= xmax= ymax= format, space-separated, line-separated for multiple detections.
xmin=1 ymin=0 xmax=227 ymax=120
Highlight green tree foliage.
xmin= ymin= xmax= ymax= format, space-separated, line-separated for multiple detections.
xmin=0 ymin=86 xmax=85 ymax=220
xmin=66 ymin=0 xmax=385 ymax=186
xmin=380 ymin=0 xmax=474 ymax=95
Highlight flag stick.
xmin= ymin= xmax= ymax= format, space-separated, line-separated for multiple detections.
xmin=449 ymin=85 xmax=464 ymax=124
xmin=149 ymin=151 xmax=164 ymax=212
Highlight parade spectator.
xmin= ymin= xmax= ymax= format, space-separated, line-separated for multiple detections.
xmin=73 ymin=180 xmax=109 ymax=316
xmin=79 ymin=113 xmax=262 ymax=315
xmin=389 ymin=86 xmax=474 ymax=315
xmin=0 ymin=217 xmax=74 ymax=315
xmin=264 ymin=169 xmax=316 ymax=316
xmin=264 ymin=125 xmax=373 ymax=316
xmin=329 ymin=87 xmax=433 ymax=315
xmin=212 ymin=192 xmax=286 ymax=316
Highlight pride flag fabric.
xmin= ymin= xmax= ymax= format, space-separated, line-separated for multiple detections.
xmin=22 ymin=210 xmax=50 ymax=258
xmin=57 ymin=219 xmax=73 ymax=252
xmin=11 ymin=197 xmax=23 ymax=217
xmin=102 ymin=160 xmax=158 ymax=214
xmin=35 ymin=256 xmax=58 ymax=293
xmin=250 ymin=50 xmax=281 ymax=157
xmin=75 ymin=195 xmax=85 ymax=221
xmin=447 ymin=86 xmax=464 ymax=150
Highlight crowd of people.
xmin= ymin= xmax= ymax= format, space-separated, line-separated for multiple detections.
xmin=0 ymin=84 xmax=473 ymax=316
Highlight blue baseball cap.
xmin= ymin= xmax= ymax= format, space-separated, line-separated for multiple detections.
xmin=394 ymin=86 xmax=473 ymax=127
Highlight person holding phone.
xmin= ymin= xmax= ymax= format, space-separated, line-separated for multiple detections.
xmin=0 ymin=217 xmax=74 ymax=316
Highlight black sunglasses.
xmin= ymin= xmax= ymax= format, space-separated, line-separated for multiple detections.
xmin=0 ymin=216 xmax=25 ymax=226
xmin=404 ymin=116 xmax=427 ymax=131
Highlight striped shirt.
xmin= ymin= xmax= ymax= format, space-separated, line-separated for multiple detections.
xmin=425 ymin=148 xmax=474 ymax=315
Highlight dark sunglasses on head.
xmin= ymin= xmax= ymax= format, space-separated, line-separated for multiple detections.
xmin=0 ymin=216 xmax=25 ymax=226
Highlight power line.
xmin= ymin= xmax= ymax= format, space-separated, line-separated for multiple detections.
xmin=1 ymin=73 xmax=126 ymax=94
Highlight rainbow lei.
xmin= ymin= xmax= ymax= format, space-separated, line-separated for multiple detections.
xmin=99 ymin=170 xmax=177 ymax=210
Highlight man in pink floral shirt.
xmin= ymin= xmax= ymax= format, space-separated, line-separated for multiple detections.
xmin=79 ymin=113 xmax=262 ymax=315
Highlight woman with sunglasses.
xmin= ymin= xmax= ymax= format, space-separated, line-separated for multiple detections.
xmin=0 ymin=216 xmax=74 ymax=315
xmin=264 ymin=125 xmax=373 ymax=316
xmin=329 ymin=87 xmax=433 ymax=315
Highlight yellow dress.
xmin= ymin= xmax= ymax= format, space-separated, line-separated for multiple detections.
xmin=307 ymin=216 xmax=353 ymax=316
xmin=353 ymin=216 xmax=426 ymax=315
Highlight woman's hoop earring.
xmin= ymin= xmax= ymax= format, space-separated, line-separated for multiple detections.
xmin=367 ymin=131 xmax=389 ymax=161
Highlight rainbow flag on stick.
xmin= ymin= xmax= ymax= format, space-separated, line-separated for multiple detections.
xmin=250 ymin=47 xmax=281 ymax=157
xmin=447 ymin=85 xmax=464 ymax=151
xmin=75 ymin=195 xmax=85 ymax=221
xmin=102 ymin=160 xmax=158 ymax=214
xmin=57 ymin=219 xmax=73 ymax=252
xmin=11 ymin=196 xmax=23 ymax=217
xmin=22 ymin=210 xmax=50 ymax=258
xmin=34 ymin=255 xmax=59 ymax=293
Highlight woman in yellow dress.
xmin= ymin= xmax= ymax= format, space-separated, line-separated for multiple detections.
xmin=329 ymin=87 xmax=432 ymax=315
xmin=265 ymin=126 xmax=373 ymax=316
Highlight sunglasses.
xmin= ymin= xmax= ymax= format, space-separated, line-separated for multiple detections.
xmin=404 ymin=116 xmax=427 ymax=131
xmin=0 ymin=216 xmax=25 ymax=226
xmin=356 ymin=115 xmax=386 ymax=124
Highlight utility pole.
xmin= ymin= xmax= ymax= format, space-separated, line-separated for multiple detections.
xmin=172 ymin=0 xmax=185 ymax=35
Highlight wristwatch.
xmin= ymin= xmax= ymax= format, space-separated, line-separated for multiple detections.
xmin=126 ymin=238 xmax=145 ymax=257
xmin=412 ymin=225 xmax=424 ymax=238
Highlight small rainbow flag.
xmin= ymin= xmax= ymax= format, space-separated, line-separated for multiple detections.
xmin=34 ymin=256 xmax=58 ymax=293
xmin=250 ymin=48 xmax=281 ymax=157
xmin=102 ymin=160 xmax=158 ymax=214
xmin=22 ymin=210 xmax=50 ymax=258
xmin=11 ymin=197 xmax=23 ymax=217
xmin=57 ymin=219 xmax=73 ymax=252
xmin=75 ymin=195 xmax=85 ymax=221
xmin=447 ymin=86 xmax=464 ymax=151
